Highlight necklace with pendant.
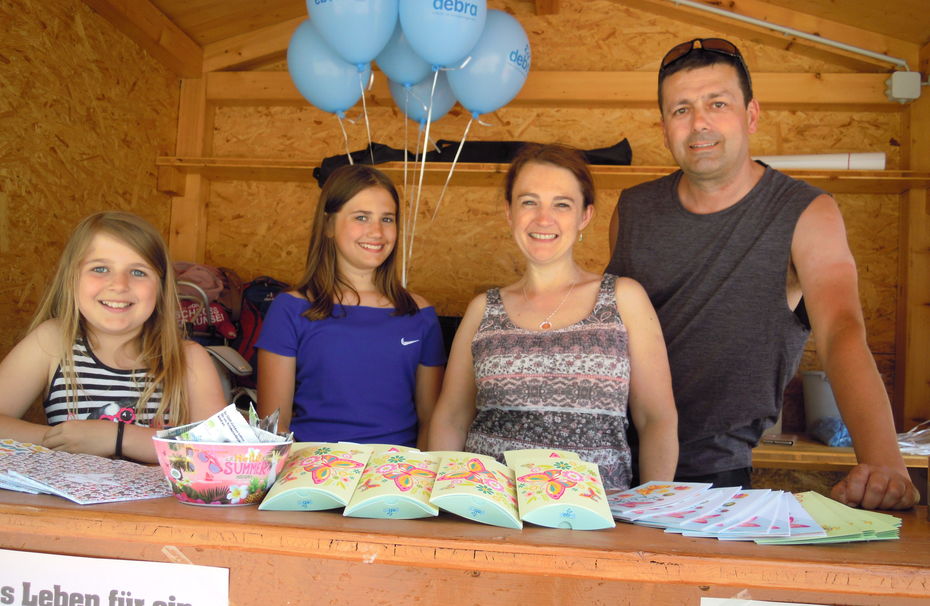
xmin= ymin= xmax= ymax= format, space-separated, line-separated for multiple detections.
xmin=523 ymin=280 xmax=577 ymax=330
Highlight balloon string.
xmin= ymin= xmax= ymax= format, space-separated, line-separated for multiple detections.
xmin=408 ymin=120 xmax=429 ymax=279
xmin=431 ymin=115 xmax=473 ymax=222
xmin=401 ymin=88 xmax=411 ymax=287
xmin=337 ymin=114 xmax=353 ymax=165
xmin=359 ymin=72 xmax=374 ymax=165
xmin=407 ymin=126 xmax=423 ymax=275
xmin=408 ymin=70 xmax=440 ymax=278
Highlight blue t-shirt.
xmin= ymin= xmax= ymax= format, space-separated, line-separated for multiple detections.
xmin=255 ymin=293 xmax=446 ymax=446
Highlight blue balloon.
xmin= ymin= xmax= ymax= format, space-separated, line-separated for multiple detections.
xmin=376 ymin=23 xmax=432 ymax=86
xmin=399 ymin=0 xmax=487 ymax=68
xmin=447 ymin=10 xmax=530 ymax=116
xmin=389 ymin=71 xmax=457 ymax=124
xmin=287 ymin=20 xmax=371 ymax=116
xmin=306 ymin=0 xmax=398 ymax=67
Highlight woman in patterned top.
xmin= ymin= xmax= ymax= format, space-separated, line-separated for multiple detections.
xmin=428 ymin=143 xmax=677 ymax=489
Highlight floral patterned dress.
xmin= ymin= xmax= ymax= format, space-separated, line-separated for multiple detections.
xmin=464 ymin=274 xmax=634 ymax=490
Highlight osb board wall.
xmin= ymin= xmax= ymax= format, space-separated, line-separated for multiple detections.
xmin=200 ymin=0 xmax=903 ymax=420
xmin=0 ymin=0 xmax=179 ymax=361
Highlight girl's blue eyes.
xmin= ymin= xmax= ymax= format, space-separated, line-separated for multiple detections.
xmin=89 ymin=266 xmax=149 ymax=277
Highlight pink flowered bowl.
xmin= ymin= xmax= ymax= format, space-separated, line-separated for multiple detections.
xmin=153 ymin=437 xmax=292 ymax=506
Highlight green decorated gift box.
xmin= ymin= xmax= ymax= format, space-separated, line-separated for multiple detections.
xmin=259 ymin=442 xmax=373 ymax=511
xmin=342 ymin=450 xmax=440 ymax=519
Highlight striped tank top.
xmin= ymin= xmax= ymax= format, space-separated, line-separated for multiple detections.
xmin=43 ymin=340 xmax=163 ymax=427
xmin=464 ymin=274 xmax=633 ymax=489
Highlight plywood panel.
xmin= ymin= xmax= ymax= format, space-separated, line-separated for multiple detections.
xmin=207 ymin=104 xmax=901 ymax=331
xmin=149 ymin=0 xmax=304 ymax=46
xmin=204 ymin=180 xmax=316 ymax=284
xmin=191 ymin=0 xmax=907 ymax=426
xmin=512 ymin=0 xmax=850 ymax=73
xmin=762 ymin=0 xmax=930 ymax=45
xmin=0 ymin=0 xmax=179 ymax=364
xmin=754 ymin=110 xmax=903 ymax=168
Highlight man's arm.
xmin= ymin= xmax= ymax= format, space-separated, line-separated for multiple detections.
xmin=792 ymin=193 xmax=918 ymax=509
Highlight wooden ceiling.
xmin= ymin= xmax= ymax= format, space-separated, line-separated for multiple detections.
xmin=82 ymin=0 xmax=930 ymax=78
xmin=761 ymin=0 xmax=930 ymax=45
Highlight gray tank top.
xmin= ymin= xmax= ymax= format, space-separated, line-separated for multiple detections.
xmin=606 ymin=166 xmax=824 ymax=476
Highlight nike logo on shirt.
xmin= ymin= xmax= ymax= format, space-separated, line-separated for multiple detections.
xmin=401 ymin=338 xmax=420 ymax=346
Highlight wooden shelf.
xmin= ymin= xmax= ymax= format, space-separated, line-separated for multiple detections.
xmin=753 ymin=435 xmax=929 ymax=471
xmin=156 ymin=157 xmax=930 ymax=195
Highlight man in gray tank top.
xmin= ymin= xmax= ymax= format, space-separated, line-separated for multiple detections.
xmin=606 ymin=38 xmax=917 ymax=510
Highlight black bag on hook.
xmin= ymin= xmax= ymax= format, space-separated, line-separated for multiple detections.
xmin=432 ymin=138 xmax=632 ymax=166
xmin=313 ymin=138 xmax=633 ymax=187
xmin=313 ymin=142 xmax=426 ymax=188
xmin=584 ymin=139 xmax=633 ymax=166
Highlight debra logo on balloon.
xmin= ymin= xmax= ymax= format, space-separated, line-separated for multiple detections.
xmin=432 ymin=0 xmax=480 ymax=17
xmin=509 ymin=44 xmax=530 ymax=74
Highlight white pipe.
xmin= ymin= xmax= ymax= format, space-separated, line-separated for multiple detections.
xmin=669 ymin=0 xmax=911 ymax=72
xmin=753 ymin=152 xmax=886 ymax=170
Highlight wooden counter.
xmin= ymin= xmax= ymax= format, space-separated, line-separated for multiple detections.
xmin=1 ymin=492 xmax=927 ymax=605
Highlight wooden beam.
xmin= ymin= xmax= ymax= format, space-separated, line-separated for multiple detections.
xmin=921 ymin=40 xmax=930 ymax=76
xmin=202 ymin=17 xmax=303 ymax=73
xmin=895 ymin=41 xmax=930 ymax=429
xmin=616 ymin=0 xmax=919 ymax=72
xmin=203 ymin=70 xmax=902 ymax=109
xmin=156 ymin=165 xmax=186 ymax=197
xmin=167 ymin=79 xmax=212 ymax=262
xmin=154 ymin=158 xmax=930 ymax=195
xmin=81 ymin=0 xmax=202 ymax=77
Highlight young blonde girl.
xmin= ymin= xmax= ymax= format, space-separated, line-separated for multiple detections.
xmin=0 ymin=211 xmax=226 ymax=462
xmin=256 ymin=165 xmax=446 ymax=448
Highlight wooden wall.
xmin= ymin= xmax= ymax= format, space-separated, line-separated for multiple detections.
xmin=4 ymin=0 xmax=914 ymax=430
xmin=1 ymin=0 xmax=179 ymax=361
xmin=194 ymin=0 xmax=904 ymax=427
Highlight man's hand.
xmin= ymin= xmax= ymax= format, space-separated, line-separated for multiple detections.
xmin=831 ymin=463 xmax=920 ymax=510
xmin=42 ymin=420 xmax=118 ymax=457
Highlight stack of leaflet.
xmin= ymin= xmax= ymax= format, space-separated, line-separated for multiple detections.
xmin=0 ymin=438 xmax=171 ymax=504
xmin=608 ymin=481 xmax=901 ymax=545
xmin=0 ymin=439 xmax=52 ymax=493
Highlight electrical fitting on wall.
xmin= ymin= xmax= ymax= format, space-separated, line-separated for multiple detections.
xmin=885 ymin=71 xmax=924 ymax=104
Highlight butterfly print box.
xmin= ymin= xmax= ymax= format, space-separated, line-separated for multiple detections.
xmin=153 ymin=437 xmax=292 ymax=506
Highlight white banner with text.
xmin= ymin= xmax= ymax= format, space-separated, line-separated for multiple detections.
xmin=0 ymin=549 xmax=228 ymax=606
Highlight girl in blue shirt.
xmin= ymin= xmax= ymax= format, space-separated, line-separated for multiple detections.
xmin=256 ymin=165 xmax=446 ymax=448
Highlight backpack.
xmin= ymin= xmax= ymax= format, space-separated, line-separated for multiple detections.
xmin=175 ymin=263 xmax=243 ymax=347
xmin=232 ymin=276 xmax=290 ymax=388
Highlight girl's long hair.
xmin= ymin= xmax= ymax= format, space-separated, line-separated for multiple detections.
xmin=295 ymin=164 xmax=417 ymax=321
xmin=30 ymin=211 xmax=189 ymax=427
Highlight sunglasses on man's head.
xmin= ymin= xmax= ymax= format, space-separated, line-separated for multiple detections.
xmin=661 ymin=38 xmax=744 ymax=69
xmin=659 ymin=38 xmax=753 ymax=97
